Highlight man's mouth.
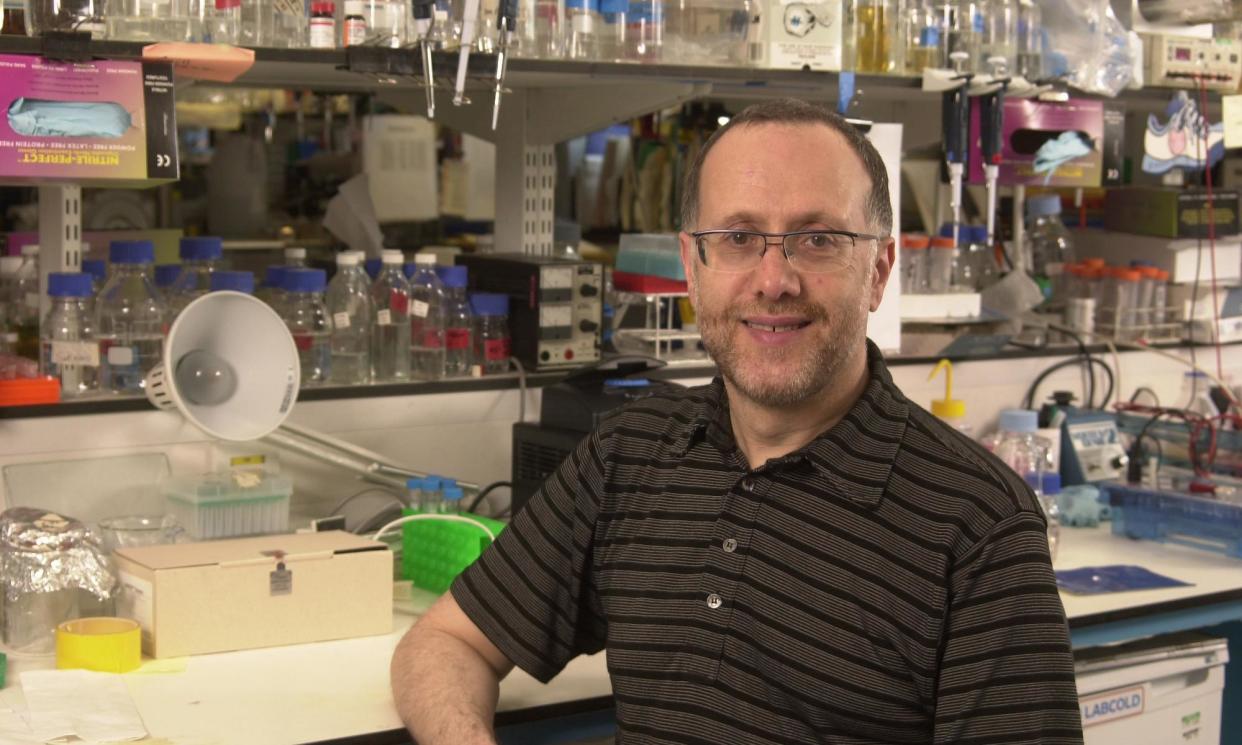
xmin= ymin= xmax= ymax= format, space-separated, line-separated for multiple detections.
xmin=742 ymin=320 xmax=812 ymax=333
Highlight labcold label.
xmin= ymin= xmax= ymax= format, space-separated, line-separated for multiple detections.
xmin=377 ymin=309 xmax=393 ymax=326
xmin=411 ymin=300 xmax=430 ymax=318
xmin=1080 ymin=685 xmax=1144 ymax=728
xmin=333 ymin=312 xmax=351 ymax=329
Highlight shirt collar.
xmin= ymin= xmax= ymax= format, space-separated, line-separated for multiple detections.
xmin=677 ymin=340 xmax=908 ymax=508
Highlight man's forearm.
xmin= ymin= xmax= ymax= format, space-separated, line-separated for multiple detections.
xmin=391 ymin=625 xmax=504 ymax=745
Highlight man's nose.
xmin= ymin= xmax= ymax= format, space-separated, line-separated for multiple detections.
xmin=754 ymin=241 xmax=801 ymax=299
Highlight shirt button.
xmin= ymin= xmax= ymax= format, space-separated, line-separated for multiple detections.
xmin=706 ymin=593 xmax=723 ymax=609
xmin=740 ymin=476 xmax=755 ymax=492
xmin=722 ymin=538 xmax=738 ymax=553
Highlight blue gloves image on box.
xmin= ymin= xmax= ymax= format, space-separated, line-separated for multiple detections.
xmin=7 ymin=97 xmax=133 ymax=138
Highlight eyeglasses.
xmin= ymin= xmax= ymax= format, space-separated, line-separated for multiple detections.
xmin=690 ymin=229 xmax=884 ymax=273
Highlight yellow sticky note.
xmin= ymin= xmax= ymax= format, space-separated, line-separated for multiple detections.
xmin=1224 ymin=95 xmax=1242 ymax=150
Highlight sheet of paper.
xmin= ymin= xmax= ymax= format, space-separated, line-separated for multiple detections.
xmin=142 ymin=43 xmax=256 ymax=83
xmin=21 ymin=669 xmax=147 ymax=743
xmin=0 ymin=705 xmax=42 ymax=744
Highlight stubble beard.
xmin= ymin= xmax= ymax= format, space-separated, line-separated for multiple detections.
xmin=694 ymin=266 xmax=873 ymax=409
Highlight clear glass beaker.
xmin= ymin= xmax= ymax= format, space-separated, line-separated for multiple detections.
xmin=97 ymin=514 xmax=183 ymax=554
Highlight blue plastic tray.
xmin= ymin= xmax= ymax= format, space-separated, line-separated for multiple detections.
xmin=1099 ymin=482 xmax=1242 ymax=559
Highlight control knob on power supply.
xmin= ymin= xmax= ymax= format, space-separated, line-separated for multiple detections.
xmin=579 ymin=319 xmax=599 ymax=333
xmin=579 ymin=284 xmax=598 ymax=297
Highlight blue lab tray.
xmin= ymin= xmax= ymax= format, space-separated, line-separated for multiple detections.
xmin=1099 ymin=481 xmax=1242 ymax=559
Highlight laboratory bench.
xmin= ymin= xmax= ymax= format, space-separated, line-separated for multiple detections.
xmin=0 ymin=524 xmax=1239 ymax=744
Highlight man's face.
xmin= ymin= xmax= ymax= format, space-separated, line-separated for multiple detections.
xmin=678 ymin=122 xmax=894 ymax=409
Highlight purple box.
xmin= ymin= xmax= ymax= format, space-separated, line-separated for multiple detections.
xmin=968 ymin=97 xmax=1104 ymax=188
xmin=0 ymin=54 xmax=178 ymax=186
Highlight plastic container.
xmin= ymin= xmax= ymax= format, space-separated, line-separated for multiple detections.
xmin=26 ymin=0 xmax=105 ymax=36
xmin=326 ymin=252 xmax=372 ymax=386
xmin=309 ymin=0 xmax=335 ymax=46
xmin=927 ymin=358 xmax=970 ymax=436
xmin=163 ymin=472 xmax=293 ymax=539
xmin=436 ymin=266 xmax=472 ymax=378
xmin=103 ymin=0 xmax=192 ymax=41
xmin=1015 ymin=0 xmax=1041 ymax=80
xmin=901 ymin=233 xmax=929 ymax=294
xmin=168 ymin=236 xmax=222 ymax=316
xmin=1100 ymin=482 xmax=1242 ymax=559
xmin=282 ymin=268 xmax=331 ymax=386
xmin=284 ymin=247 xmax=308 ymax=267
xmin=904 ymin=0 xmax=942 ymax=73
xmin=40 ymin=272 xmax=98 ymax=399
xmin=400 ymin=508 xmax=505 ymax=593
xmin=616 ymin=233 xmax=684 ymax=280
xmin=369 ymin=250 xmax=411 ymax=382
xmin=926 ymin=236 xmax=956 ymax=293
xmin=1025 ymin=194 xmax=1075 ymax=288
xmin=991 ymin=408 xmax=1048 ymax=495
xmin=470 ymin=292 xmax=510 ymax=375
xmin=208 ymin=270 xmax=255 ymax=294
xmin=408 ymin=253 xmax=446 ymax=381
xmin=977 ymin=0 xmax=1015 ymax=75
xmin=342 ymin=0 xmax=365 ymax=43
xmin=5 ymin=244 xmax=39 ymax=362
xmin=361 ymin=0 xmax=404 ymax=46
xmin=96 ymin=240 xmax=165 ymax=395
xmin=846 ymin=0 xmax=901 ymax=73
xmin=210 ymin=0 xmax=240 ymax=42
xmin=564 ymin=0 xmax=600 ymax=58
xmin=664 ymin=0 xmax=750 ymax=66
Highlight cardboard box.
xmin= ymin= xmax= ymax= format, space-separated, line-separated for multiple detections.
xmin=750 ymin=0 xmax=841 ymax=71
xmin=114 ymin=531 xmax=392 ymax=658
xmin=1104 ymin=187 xmax=1240 ymax=239
xmin=0 ymin=54 xmax=179 ymax=187
xmin=969 ymin=98 xmax=1104 ymax=187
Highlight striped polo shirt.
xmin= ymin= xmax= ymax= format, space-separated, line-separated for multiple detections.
xmin=453 ymin=341 xmax=1083 ymax=744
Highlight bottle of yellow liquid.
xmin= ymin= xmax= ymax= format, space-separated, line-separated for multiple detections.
xmin=928 ymin=358 xmax=971 ymax=436
xmin=847 ymin=0 xmax=902 ymax=74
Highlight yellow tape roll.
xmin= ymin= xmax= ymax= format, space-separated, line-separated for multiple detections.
xmin=55 ymin=617 xmax=141 ymax=674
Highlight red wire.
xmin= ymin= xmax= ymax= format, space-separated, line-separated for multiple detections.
xmin=1197 ymin=76 xmax=1225 ymax=386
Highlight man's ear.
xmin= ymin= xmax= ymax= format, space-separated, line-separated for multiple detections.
xmin=869 ymin=236 xmax=895 ymax=312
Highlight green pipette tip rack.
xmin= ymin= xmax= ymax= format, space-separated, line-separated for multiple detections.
xmin=400 ymin=509 xmax=506 ymax=594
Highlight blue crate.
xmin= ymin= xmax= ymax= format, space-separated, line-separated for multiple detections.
xmin=1099 ymin=482 xmax=1242 ymax=559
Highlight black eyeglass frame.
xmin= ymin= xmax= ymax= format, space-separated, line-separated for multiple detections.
xmin=689 ymin=229 xmax=887 ymax=272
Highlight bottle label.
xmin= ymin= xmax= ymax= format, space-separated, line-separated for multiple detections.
xmin=344 ymin=17 xmax=367 ymax=45
xmin=273 ymin=0 xmax=301 ymax=17
xmin=293 ymin=334 xmax=314 ymax=351
xmin=333 ymin=312 xmax=351 ymax=329
xmin=389 ymin=291 xmax=409 ymax=316
xmin=411 ymin=300 xmax=430 ymax=318
xmin=377 ymin=309 xmax=392 ymax=326
xmin=421 ymin=331 xmax=443 ymax=348
xmin=446 ymin=327 xmax=470 ymax=350
xmin=107 ymin=345 xmax=135 ymax=366
xmin=310 ymin=18 xmax=335 ymax=48
xmin=52 ymin=340 xmax=100 ymax=366
xmin=484 ymin=338 xmax=511 ymax=361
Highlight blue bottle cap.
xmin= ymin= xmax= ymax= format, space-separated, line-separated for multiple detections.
xmin=209 ymin=270 xmax=255 ymax=294
xmin=179 ymin=236 xmax=224 ymax=261
xmin=999 ymin=408 xmax=1038 ymax=433
xmin=1042 ymin=472 xmax=1062 ymax=496
xmin=435 ymin=265 xmax=468 ymax=289
xmin=970 ymin=225 xmax=989 ymax=244
xmin=406 ymin=477 xmax=424 ymax=490
xmin=364 ymin=258 xmax=382 ymax=279
xmin=264 ymin=265 xmax=287 ymax=289
xmin=81 ymin=259 xmax=107 ymax=282
xmin=47 ymin=272 xmax=93 ymax=298
xmin=110 ymin=240 xmax=155 ymax=265
xmin=423 ymin=476 xmax=443 ymax=491
xmin=154 ymin=264 xmax=182 ymax=288
xmin=1025 ymin=194 xmax=1063 ymax=218
xmin=468 ymin=292 xmax=509 ymax=316
xmin=282 ymin=268 xmax=327 ymax=293
xmin=443 ymin=486 xmax=463 ymax=501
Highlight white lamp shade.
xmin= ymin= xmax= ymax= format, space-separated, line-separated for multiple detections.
xmin=146 ymin=291 xmax=300 ymax=441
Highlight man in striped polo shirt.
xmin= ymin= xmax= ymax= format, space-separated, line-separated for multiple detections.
xmin=392 ymin=98 xmax=1083 ymax=744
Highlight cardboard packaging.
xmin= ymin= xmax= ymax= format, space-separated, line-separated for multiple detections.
xmin=0 ymin=54 xmax=179 ymax=187
xmin=114 ymin=531 xmax=392 ymax=658
xmin=750 ymin=0 xmax=841 ymax=70
xmin=1103 ymin=187 xmax=1240 ymax=239
xmin=968 ymin=97 xmax=1104 ymax=188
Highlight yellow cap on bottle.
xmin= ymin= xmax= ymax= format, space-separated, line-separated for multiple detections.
xmin=928 ymin=358 xmax=966 ymax=421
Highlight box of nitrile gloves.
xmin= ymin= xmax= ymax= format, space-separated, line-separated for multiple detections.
xmin=0 ymin=54 xmax=178 ymax=187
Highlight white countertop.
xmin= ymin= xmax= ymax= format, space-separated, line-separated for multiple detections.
xmin=1 ymin=526 xmax=1239 ymax=744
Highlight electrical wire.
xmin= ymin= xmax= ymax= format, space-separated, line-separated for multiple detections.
xmin=466 ymin=480 xmax=511 ymax=514
xmin=1129 ymin=386 xmax=1160 ymax=406
xmin=1021 ymin=356 xmax=1114 ymax=412
xmin=1197 ymin=76 xmax=1227 ymax=391
xmin=511 ymin=356 xmax=528 ymax=424
xmin=372 ymin=512 xmax=498 ymax=545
